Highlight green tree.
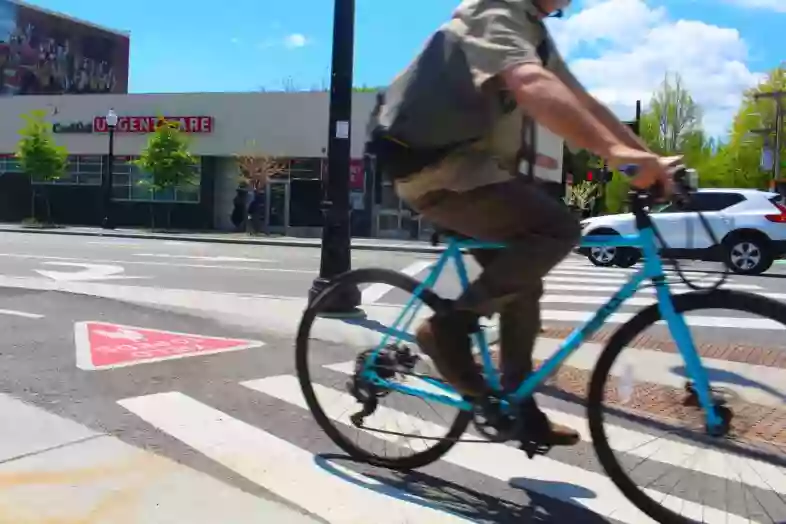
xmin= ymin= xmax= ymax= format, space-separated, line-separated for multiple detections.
xmin=133 ymin=117 xmax=199 ymax=230
xmin=718 ymin=65 xmax=786 ymax=189
xmin=15 ymin=109 xmax=69 ymax=224
xmin=640 ymin=72 xmax=708 ymax=159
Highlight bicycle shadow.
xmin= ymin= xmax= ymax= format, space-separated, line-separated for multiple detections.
xmin=670 ymin=364 xmax=786 ymax=404
xmin=313 ymin=453 xmax=609 ymax=523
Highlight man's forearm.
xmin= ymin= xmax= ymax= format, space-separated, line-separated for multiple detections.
xmin=503 ymin=67 xmax=621 ymax=160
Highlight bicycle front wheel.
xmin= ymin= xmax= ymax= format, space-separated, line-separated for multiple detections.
xmin=587 ymin=289 xmax=786 ymax=524
xmin=296 ymin=267 xmax=473 ymax=471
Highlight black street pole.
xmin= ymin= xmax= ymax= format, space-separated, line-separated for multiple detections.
xmin=101 ymin=126 xmax=115 ymax=229
xmin=307 ymin=0 xmax=362 ymax=315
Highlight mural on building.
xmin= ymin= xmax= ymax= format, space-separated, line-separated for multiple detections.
xmin=0 ymin=0 xmax=129 ymax=95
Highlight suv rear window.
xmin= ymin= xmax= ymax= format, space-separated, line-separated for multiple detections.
xmin=685 ymin=192 xmax=745 ymax=212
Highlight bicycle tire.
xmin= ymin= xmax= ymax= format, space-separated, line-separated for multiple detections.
xmin=587 ymin=289 xmax=786 ymax=524
xmin=296 ymin=267 xmax=473 ymax=471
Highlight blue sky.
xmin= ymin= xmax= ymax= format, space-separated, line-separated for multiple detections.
xmin=19 ymin=0 xmax=786 ymax=136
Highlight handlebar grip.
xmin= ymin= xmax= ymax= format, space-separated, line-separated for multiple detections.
xmin=618 ymin=164 xmax=691 ymax=203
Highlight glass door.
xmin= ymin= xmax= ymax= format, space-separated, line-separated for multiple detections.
xmin=265 ymin=181 xmax=290 ymax=235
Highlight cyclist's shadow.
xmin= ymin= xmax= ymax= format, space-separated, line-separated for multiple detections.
xmin=314 ymin=453 xmax=609 ymax=523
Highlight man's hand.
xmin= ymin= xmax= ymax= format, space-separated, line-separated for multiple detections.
xmin=609 ymin=147 xmax=683 ymax=197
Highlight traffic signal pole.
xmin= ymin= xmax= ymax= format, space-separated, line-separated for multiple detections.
xmin=753 ymin=91 xmax=784 ymax=192
xmin=308 ymin=0 xmax=362 ymax=315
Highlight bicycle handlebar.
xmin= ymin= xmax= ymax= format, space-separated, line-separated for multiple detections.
xmin=616 ymin=165 xmax=729 ymax=291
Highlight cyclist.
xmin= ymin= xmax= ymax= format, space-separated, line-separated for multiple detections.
xmin=365 ymin=0 xmax=682 ymax=447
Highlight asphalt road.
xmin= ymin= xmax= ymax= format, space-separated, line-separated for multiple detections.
xmin=1 ymin=231 xmax=785 ymax=346
xmin=1 ymin=232 xmax=786 ymax=522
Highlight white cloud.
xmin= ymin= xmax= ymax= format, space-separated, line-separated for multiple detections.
xmin=284 ymin=33 xmax=309 ymax=49
xmin=548 ymin=0 xmax=765 ymax=137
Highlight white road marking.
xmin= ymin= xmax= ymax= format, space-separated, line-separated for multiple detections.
xmin=0 ymin=308 xmax=44 ymax=319
xmin=361 ymin=261 xmax=434 ymax=304
xmin=243 ymin=375 xmax=751 ymax=524
xmin=34 ymin=262 xmax=145 ymax=282
xmin=545 ymin=275 xmax=761 ymax=290
xmin=0 ymin=253 xmax=313 ymax=274
xmin=134 ymin=254 xmax=273 ymax=263
xmin=118 ymin=392 xmax=470 ymax=524
xmin=542 ymin=309 xmax=782 ymax=329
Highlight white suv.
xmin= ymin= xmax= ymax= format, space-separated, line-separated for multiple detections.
xmin=578 ymin=188 xmax=786 ymax=275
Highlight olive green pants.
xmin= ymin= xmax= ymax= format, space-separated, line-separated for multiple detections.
xmin=407 ymin=178 xmax=581 ymax=391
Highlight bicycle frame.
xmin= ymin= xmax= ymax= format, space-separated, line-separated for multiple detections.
xmin=354 ymin=224 xmax=723 ymax=431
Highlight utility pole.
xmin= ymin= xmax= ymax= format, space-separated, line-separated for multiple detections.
xmin=308 ymin=0 xmax=362 ymax=315
xmin=753 ymin=90 xmax=785 ymax=193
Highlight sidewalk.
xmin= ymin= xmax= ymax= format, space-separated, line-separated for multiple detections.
xmin=0 ymin=223 xmax=444 ymax=253
xmin=0 ymin=392 xmax=319 ymax=523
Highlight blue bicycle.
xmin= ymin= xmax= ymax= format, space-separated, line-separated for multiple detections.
xmin=297 ymin=168 xmax=786 ymax=524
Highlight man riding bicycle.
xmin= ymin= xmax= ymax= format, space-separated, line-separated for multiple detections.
xmin=365 ymin=0 xmax=681 ymax=447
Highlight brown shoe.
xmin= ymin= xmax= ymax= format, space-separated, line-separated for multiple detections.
xmin=520 ymin=401 xmax=580 ymax=447
xmin=543 ymin=420 xmax=581 ymax=447
xmin=415 ymin=313 xmax=486 ymax=398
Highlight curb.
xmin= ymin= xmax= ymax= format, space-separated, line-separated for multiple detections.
xmin=0 ymin=226 xmax=445 ymax=254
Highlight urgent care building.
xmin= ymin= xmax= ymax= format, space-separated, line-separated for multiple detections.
xmin=0 ymin=91 xmax=565 ymax=239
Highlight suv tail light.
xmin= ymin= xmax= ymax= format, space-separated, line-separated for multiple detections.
xmin=765 ymin=203 xmax=786 ymax=223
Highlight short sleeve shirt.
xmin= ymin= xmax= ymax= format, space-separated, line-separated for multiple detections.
xmin=395 ymin=0 xmax=567 ymax=201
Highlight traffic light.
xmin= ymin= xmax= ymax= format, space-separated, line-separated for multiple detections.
xmin=586 ymin=167 xmax=613 ymax=184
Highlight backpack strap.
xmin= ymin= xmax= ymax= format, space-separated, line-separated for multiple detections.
xmin=515 ymin=32 xmax=552 ymax=182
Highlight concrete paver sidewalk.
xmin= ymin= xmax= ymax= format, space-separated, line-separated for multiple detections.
xmin=0 ymin=393 xmax=318 ymax=523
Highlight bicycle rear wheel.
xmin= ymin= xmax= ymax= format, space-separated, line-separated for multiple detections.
xmin=296 ymin=267 xmax=473 ymax=471
xmin=587 ymin=289 xmax=786 ymax=524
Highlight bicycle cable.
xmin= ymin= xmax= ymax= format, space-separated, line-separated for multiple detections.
xmin=625 ymin=167 xmax=730 ymax=292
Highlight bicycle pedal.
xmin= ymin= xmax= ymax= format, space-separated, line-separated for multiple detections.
xmin=518 ymin=439 xmax=551 ymax=459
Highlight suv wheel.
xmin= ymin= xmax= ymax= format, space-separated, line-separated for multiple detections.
xmin=588 ymin=246 xmax=617 ymax=266
xmin=723 ymin=235 xmax=773 ymax=276
xmin=586 ymin=228 xmax=623 ymax=267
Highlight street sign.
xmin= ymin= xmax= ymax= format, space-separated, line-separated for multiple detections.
xmin=74 ymin=321 xmax=264 ymax=370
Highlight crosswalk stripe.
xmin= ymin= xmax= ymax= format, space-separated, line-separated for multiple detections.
xmin=545 ymin=275 xmax=761 ymax=290
xmin=362 ymin=261 xmax=434 ymax=304
xmin=324 ymin=360 xmax=786 ymax=494
xmin=551 ymin=268 xmax=713 ymax=279
xmin=117 ymin=392 xmax=468 ymax=524
xmin=242 ymin=375 xmax=752 ymax=524
xmin=541 ymin=309 xmax=783 ymax=329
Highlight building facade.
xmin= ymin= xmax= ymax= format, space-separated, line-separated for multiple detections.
xmin=0 ymin=0 xmax=130 ymax=96
xmin=0 ymin=91 xmax=565 ymax=239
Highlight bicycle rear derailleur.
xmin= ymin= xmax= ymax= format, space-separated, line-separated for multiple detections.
xmin=347 ymin=345 xmax=419 ymax=428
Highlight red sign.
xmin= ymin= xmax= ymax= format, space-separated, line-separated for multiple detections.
xmin=93 ymin=116 xmax=213 ymax=134
xmin=74 ymin=321 xmax=263 ymax=370
xmin=320 ymin=159 xmax=366 ymax=191
xmin=349 ymin=159 xmax=365 ymax=190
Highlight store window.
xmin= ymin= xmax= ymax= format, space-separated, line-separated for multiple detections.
xmin=0 ymin=155 xmax=21 ymax=175
xmin=111 ymin=156 xmax=201 ymax=203
xmin=23 ymin=155 xmax=102 ymax=185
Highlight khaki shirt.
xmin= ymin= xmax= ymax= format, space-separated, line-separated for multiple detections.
xmin=395 ymin=0 xmax=570 ymax=202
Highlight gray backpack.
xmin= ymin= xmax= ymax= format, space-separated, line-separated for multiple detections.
xmin=365 ymin=21 xmax=550 ymax=182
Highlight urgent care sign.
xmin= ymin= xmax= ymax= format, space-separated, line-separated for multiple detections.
xmin=93 ymin=116 xmax=214 ymax=133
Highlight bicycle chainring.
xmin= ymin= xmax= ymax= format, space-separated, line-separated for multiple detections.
xmin=472 ymin=395 xmax=517 ymax=443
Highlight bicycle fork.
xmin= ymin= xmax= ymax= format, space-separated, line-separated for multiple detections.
xmin=654 ymin=280 xmax=725 ymax=434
